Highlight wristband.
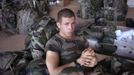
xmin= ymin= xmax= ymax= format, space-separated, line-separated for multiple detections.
xmin=74 ymin=60 xmax=81 ymax=69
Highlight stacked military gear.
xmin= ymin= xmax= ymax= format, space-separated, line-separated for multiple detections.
xmin=103 ymin=0 xmax=128 ymax=21
xmin=76 ymin=20 xmax=134 ymax=75
xmin=76 ymin=1 xmax=134 ymax=74
xmin=0 ymin=49 xmax=49 ymax=75
xmin=0 ymin=0 xmax=17 ymax=33
xmin=25 ymin=59 xmax=48 ymax=75
xmin=27 ymin=0 xmax=49 ymax=16
xmin=0 ymin=0 xmax=49 ymax=34
xmin=24 ymin=16 xmax=58 ymax=75
xmin=0 ymin=0 xmax=30 ymax=32
xmin=76 ymin=18 xmax=117 ymax=55
xmin=0 ymin=49 xmax=33 ymax=75
xmin=17 ymin=0 xmax=49 ymax=35
xmin=76 ymin=1 xmax=117 ymax=54
xmin=77 ymin=0 xmax=103 ymax=19
xmin=0 ymin=1 xmax=51 ymax=75
xmin=25 ymin=16 xmax=58 ymax=60
xmin=77 ymin=0 xmax=134 ymax=59
xmin=77 ymin=0 xmax=128 ymax=21
xmin=17 ymin=8 xmax=38 ymax=35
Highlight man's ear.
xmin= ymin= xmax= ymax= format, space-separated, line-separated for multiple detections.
xmin=56 ymin=22 xmax=60 ymax=29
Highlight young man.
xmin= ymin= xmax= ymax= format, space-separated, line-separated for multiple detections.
xmin=45 ymin=8 xmax=97 ymax=75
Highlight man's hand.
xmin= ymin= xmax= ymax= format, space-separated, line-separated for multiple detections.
xmin=77 ymin=48 xmax=97 ymax=67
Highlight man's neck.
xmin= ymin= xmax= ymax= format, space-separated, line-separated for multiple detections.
xmin=59 ymin=32 xmax=75 ymax=40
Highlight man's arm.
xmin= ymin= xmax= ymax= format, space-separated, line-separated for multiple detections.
xmin=46 ymin=50 xmax=76 ymax=75
xmin=46 ymin=48 xmax=98 ymax=75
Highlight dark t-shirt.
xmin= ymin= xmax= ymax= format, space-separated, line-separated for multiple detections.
xmin=45 ymin=34 xmax=89 ymax=65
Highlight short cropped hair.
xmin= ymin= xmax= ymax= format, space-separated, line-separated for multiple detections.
xmin=57 ymin=8 xmax=75 ymax=22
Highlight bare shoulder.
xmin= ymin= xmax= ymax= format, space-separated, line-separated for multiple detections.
xmin=46 ymin=51 xmax=59 ymax=65
xmin=46 ymin=51 xmax=59 ymax=58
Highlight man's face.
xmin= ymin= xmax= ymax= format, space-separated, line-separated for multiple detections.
xmin=57 ymin=17 xmax=76 ymax=37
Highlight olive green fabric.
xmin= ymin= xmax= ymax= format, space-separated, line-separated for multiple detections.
xmin=25 ymin=16 xmax=58 ymax=59
xmin=25 ymin=59 xmax=48 ymax=75
xmin=45 ymin=34 xmax=88 ymax=65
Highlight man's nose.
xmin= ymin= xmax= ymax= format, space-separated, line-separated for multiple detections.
xmin=68 ymin=24 xmax=73 ymax=30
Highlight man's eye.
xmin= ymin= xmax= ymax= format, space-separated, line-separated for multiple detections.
xmin=65 ymin=23 xmax=69 ymax=25
xmin=72 ymin=21 xmax=76 ymax=24
xmin=72 ymin=23 xmax=75 ymax=25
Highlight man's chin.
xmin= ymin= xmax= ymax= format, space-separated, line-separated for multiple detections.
xmin=66 ymin=34 xmax=74 ymax=37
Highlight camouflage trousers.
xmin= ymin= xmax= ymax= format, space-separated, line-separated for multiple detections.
xmin=59 ymin=57 xmax=134 ymax=75
xmin=59 ymin=63 xmax=111 ymax=75
xmin=25 ymin=59 xmax=48 ymax=75
xmin=111 ymin=57 xmax=134 ymax=75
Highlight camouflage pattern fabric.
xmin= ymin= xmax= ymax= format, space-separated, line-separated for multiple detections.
xmin=0 ymin=50 xmax=32 ymax=75
xmin=57 ymin=59 xmax=112 ymax=75
xmin=25 ymin=16 xmax=58 ymax=60
xmin=0 ymin=9 xmax=2 ymax=30
xmin=0 ymin=0 xmax=25 ymax=32
xmin=27 ymin=0 xmax=49 ymax=16
xmin=25 ymin=59 xmax=48 ymax=75
xmin=111 ymin=57 xmax=134 ymax=75
xmin=77 ymin=0 xmax=128 ymax=21
xmin=17 ymin=8 xmax=38 ymax=35
xmin=17 ymin=0 xmax=49 ymax=35
xmin=77 ymin=0 xmax=103 ymax=19
xmin=45 ymin=34 xmax=88 ymax=65
xmin=0 ymin=0 xmax=49 ymax=34
xmin=0 ymin=6 xmax=17 ymax=31
xmin=103 ymin=0 xmax=128 ymax=21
